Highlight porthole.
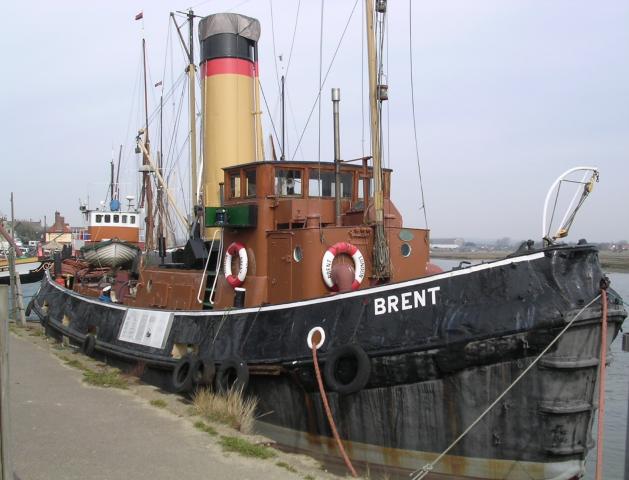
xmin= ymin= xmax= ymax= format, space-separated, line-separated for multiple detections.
xmin=293 ymin=246 xmax=303 ymax=262
xmin=401 ymin=243 xmax=412 ymax=257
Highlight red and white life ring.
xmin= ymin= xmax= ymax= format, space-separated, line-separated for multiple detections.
xmin=321 ymin=242 xmax=365 ymax=291
xmin=224 ymin=242 xmax=248 ymax=288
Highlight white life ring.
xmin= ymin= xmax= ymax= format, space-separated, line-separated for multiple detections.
xmin=321 ymin=242 xmax=365 ymax=291
xmin=224 ymin=242 xmax=248 ymax=288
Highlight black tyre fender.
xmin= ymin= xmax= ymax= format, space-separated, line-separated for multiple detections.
xmin=81 ymin=334 xmax=96 ymax=356
xmin=191 ymin=357 xmax=216 ymax=386
xmin=171 ymin=355 xmax=195 ymax=393
xmin=323 ymin=344 xmax=371 ymax=395
xmin=214 ymin=357 xmax=249 ymax=394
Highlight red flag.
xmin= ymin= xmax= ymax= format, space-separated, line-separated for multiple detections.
xmin=134 ymin=11 xmax=143 ymax=21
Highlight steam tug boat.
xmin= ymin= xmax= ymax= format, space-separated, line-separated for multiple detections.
xmin=31 ymin=8 xmax=626 ymax=480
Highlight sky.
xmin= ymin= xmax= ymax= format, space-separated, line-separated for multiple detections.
xmin=1 ymin=0 xmax=627 ymax=243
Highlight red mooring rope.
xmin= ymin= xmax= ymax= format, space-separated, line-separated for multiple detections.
xmin=311 ymin=343 xmax=358 ymax=477
xmin=595 ymin=288 xmax=608 ymax=480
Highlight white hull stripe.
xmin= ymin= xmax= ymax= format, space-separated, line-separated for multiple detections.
xmin=45 ymin=252 xmax=546 ymax=316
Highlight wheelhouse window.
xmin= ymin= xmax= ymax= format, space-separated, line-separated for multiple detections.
xmin=113 ymin=214 xmax=119 ymax=223
xmin=95 ymin=214 xmax=102 ymax=223
xmin=245 ymin=170 xmax=256 ymax=197
xmin=104 ymin=214 xmax=111 ymax=223
xmin=229 ymin=172 xmax=241 ymax=198
xmin=309 ymin=170 xmax=353 ymax=198
xmin=275 ymin=168 xmax=302 ymax=196
xmin=358 ymin=177 xmax=374 ymax=200
xmin=130 ymin=215 xmax=136 ymax=224
xmin=122 ymin=215 xmax=127 ymax=224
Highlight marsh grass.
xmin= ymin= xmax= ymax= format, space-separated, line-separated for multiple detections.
xmin=150 ymin=399 xmax=167 ymax=408
xmin=83 ymin=368 xmax=128 ymax=389
xmin=193 ymin=420 xmax=218 ymax=436
xmin=64 ymin=358 xmax=89 ymax=371
xmin=192 ymin=387 xmax=257 ymax=434
xmin=219 ymin=435 xmax=275 ymax=459
xmin=276 ymin=461 xmax=298 ymax=473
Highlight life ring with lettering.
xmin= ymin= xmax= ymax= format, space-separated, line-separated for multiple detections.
xmin=324 ymin=344 xmax=371 ymax=395
xmin=224 ymin=242 xmax=248 ymax=288
xmin=321 ymin=242 xmax=365 ymax=291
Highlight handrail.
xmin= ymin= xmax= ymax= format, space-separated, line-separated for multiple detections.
xmin=196 ymin=229 xmax=221 ymax=304
xmin=542 ymin=166 xmax=598 ymax=243
xmin=208 ymin=229 xmax=224 ymax=306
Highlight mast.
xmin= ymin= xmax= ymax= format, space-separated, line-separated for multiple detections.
xmin=115 ymin=144 xmax=122 ymax=200
xmin=332 ymin=88 xmax=342 ymax=226
xmin=280 ymin=75 xmax=286 ymax=161
xmin=187 ymin=10 xmax=199 ymax=208
xmin=172 ymin=10 xmax=200 ymax=223
xmin=110 ymin=157 xmax=115 ymax=201
xmin=141 ymin=37 xmax=154 ymax=251
xmin=157 ymin=95 xmax=165 ymax=261
xmin=365 ymin=0 xmax=390 ymax=279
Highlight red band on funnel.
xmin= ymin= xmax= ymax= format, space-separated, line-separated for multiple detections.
xmin=202 ymin=58 xmax=258 ymax=78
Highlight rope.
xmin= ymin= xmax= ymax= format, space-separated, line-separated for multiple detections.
xmin=408 ymin=0 xmax=428 ymax=229
xmin=290 ymin=0 xmax=360 ymax=161
xmin=311 ymin=342 xmax=357 ymax=477
xmin=411 ymin=293 xmax=602 ymax=479
xmin=283 ymin=0 xmax=301 ymax=81
xmin=595 ymin=287 xmax=608 ymax=480
xmin=269 ymin=0 xmax=281 ymax=94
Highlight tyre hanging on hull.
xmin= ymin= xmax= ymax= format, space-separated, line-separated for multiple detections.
xmin=215 ymin=357 xmax=249 ymax=393
xmin=81 ymin=334 xmax=96 ymax=356
xmin=324 ymin=344 xmax=371 ymax=395
xmin=171 ymin=355 xmax=195 ymax=393
xmin=192 ymin=357 xmax=216 ymax=386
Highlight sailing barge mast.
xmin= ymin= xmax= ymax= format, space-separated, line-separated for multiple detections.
xmin=365 ymin=0 xmax=390 ymax=279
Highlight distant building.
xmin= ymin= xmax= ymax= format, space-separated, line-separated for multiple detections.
xmin=430 ymin=237 xmax=464 ymax=251
xmin=431 ymin=243 xmax=460 ymax=250
xmin=44 ymin=211 xmax=73 ymax=247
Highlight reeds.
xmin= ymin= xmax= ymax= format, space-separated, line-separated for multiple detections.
xmin=192 ymin=386 xmax=258 ymax=434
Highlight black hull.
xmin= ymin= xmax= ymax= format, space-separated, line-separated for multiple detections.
xmin=0 ymin=266 xmax=46 ymax=285
xmin=31 ymin=245 xmax=626 ymax=479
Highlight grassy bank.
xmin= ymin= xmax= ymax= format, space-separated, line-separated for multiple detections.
xmin=431 ymin=250 xmax=629 ymax=272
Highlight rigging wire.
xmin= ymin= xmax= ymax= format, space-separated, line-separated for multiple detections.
xmin=269 ymin=0 xmax=282 ymax=94
xmin=284 ymin=0 xmax=301 ymax=81
xmin=547 ymin=182 xmax=562 ymax=238
xmin=290 ymin=0 xmax=360 ymax=161
xmin=259 ymin=82 xmax=282 ymax=152
xmin=286 ymin=89 xmax=306 ymax=161
xmin=408 ymin=0 xmax=429 ymax=229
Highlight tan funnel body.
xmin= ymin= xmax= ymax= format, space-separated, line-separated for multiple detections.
xmin=198 ymin=13 xmax=263 ymax=231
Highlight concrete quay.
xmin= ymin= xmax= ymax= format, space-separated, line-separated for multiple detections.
xmin=6 ymin=326 xmax=339 ymax=480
